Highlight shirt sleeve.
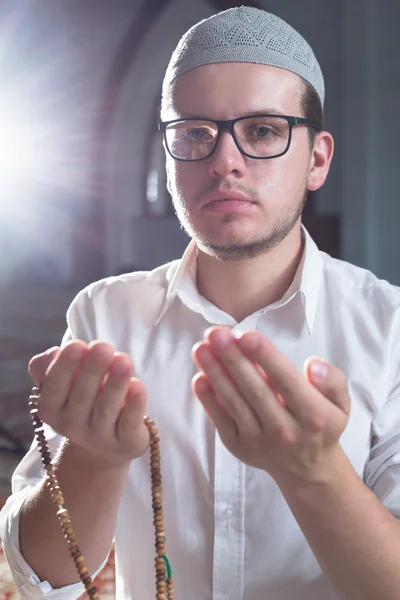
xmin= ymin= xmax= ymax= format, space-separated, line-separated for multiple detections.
xmin=364 ymin=353 xmax=400 ymax=519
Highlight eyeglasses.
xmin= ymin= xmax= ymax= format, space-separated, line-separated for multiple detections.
xmin=158 ymin=114 xmax=320 ymax=162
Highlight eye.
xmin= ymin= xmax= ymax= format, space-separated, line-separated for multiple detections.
xmin=250 ymin=125 xmax=273 ymax=138
xmin=187 ymin=128 xmax=207 ymax=141
xmin=186 ymin=127 xmax=216 ymax=142
xmin=255 ymin=125 xmax=271 ymax=137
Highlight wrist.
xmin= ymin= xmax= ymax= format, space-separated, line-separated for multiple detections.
xmin=57 ymin=439 xmax=133 ymax=474
xmin=276 ymin=445 xmax=355 ymax=502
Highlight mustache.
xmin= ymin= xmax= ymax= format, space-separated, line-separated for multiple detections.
xmin=196 ymin=183 xmax=260 ymax=204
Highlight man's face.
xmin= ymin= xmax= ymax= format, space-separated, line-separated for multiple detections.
xmin=162 ymin=63 xmax=322 ymax=261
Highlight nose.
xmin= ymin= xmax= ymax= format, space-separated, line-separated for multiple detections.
xmin=207 ymin=130 xmax=247 ymax=179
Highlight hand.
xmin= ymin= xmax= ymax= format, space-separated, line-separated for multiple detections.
xmin=191 ymin=327 xmax=350 ymax=487
xmin=28 ymin=340 xmax=149 ymax=468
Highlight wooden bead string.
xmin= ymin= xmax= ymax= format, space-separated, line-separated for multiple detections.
xmin=28 ymin=385 xmax=175 ymax=600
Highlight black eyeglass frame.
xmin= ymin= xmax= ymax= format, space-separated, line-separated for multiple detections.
xmin=158 ymin=114 xmax=321 ymax=162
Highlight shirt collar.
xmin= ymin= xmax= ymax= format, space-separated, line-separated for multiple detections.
xmin=156 ymin=225 xmax=323 ymax=333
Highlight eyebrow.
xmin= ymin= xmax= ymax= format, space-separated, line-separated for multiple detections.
xmin=174 ymin=109 xmax=288 ymax=120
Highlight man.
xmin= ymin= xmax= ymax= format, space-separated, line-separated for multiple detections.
xmin=1 ymin=6 xmax=400 ymax=600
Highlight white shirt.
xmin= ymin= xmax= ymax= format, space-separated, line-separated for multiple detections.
xmin=1 ymin=227 xmax=400 ymax=600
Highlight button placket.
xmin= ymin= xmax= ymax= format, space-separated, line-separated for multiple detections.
xmin=213 ymin=433 xmax=245 ymax=600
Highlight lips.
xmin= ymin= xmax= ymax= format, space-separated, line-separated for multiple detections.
xmin=203 ymin=191 xmax=254 ymax=207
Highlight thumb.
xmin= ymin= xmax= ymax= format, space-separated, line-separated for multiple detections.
xmin=28 ymin=346 xmax=60 ymax=386
xmin=304 ymin=356 xmax=350 ymax=414
xmin=304 ymin=357 xmax=329 ymax=385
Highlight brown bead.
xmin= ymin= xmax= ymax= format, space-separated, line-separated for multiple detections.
xmin=86 ymin=586 xmax=97 ymax=597
xmin=85 ymin=580 xmax=95 ymax=590
xmin=78 ymin=565 xmax=89 ymax=577
xmin=57 ymin=511 xmax=70 ymax=524
xmin=64 ymin=529 xmax=76 ymax=542
xmin=156 ymin=593 xmax=166 ymax=600
xmin=52 ymin=494 xmax=65 ymax=505
xmin=153 ymin=521 xmax=164 ymax=528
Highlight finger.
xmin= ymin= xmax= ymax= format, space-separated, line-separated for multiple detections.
xmin=28 ymin=346 xmax=60 ymax=385
xmin=90 ymin=352 xmax=133 ymax=434
xmin=64 ymin=342 xmax=115 ymax=422
xmin=38 ymin=341 xmax=88 ymax=424
xmin=204 ymin=328 xmax=296 ymax=430
xmin=192 ymin=372 xmax=237 ymax=443
xmin=237 ymin=332 xmax=337 ymax=426
xmin=192 ymin=340 xmax=262 ymax=432
xmin=117 ymin=378 xmax=147 ymax=443
xmin=304 ymin=357 xmax=351 ymax=415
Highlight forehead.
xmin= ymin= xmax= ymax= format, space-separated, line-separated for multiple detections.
xmin=162 ymin=62 xmax=304 ymax=120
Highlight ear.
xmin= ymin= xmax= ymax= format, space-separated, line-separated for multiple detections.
xmin=307 ymin=131 xmax=334 ymax=192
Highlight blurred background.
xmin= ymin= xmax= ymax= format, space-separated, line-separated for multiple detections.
xmin=0 ymin=0 xmax=399 ymax=492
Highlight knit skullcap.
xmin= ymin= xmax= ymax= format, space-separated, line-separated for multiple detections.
xmin=163 ymin=6 xmax=325 ymax=107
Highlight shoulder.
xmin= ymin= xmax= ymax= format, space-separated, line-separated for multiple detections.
xmin=320 ymin=252 xmax=400 ymax=308
xmin=66 ymin=260 xmax=180 ymax=339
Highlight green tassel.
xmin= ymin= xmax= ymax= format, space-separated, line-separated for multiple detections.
xmin=161 ymin=554 xmax=172 ymax=579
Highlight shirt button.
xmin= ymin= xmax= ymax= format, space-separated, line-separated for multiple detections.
xmin=222 ymin=506 xmax=236 ymax=520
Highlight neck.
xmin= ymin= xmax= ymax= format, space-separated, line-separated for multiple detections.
xmin=196 ymin=225 xmax=304 ymax=323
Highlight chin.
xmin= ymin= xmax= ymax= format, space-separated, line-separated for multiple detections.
xmin=196 ymin=235 xmax=278 ymax=261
